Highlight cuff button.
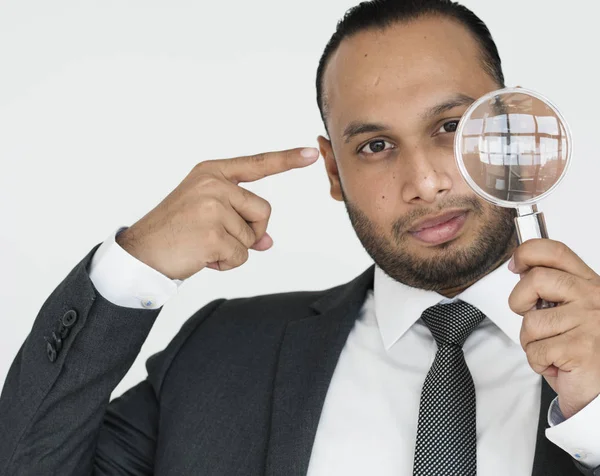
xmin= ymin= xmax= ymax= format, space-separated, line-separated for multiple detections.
xmin=140 ymin=297 xmax=157 ymax=309
xmin=61 ymin=310 xmax=78 ymax=328
xmin=573 ymin=450 xmax=588 ymax=460
xmin=46 ymin=341 xmax=57 ymax=362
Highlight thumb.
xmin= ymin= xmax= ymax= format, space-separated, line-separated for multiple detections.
xmin=251 ymin=232 xmax=273 ymax=251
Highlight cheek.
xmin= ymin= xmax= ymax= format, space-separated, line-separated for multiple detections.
xmin=349 ymin=174 xmax=406 ymax=228
xmin=345 ymin=168 xmax=399 ymax=208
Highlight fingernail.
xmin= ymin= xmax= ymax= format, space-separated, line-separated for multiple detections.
xmin=301 ymin=147 xmax=319 ymax=159
xmin=508 ymin=256 xmax=516 ymax=272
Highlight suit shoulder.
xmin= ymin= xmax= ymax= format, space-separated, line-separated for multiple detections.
xmin=217 ymin=286 xmax=331 ymax=322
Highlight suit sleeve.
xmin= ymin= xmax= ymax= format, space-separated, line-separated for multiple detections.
xmin=0 ymin=241 xmax=225 ymax=475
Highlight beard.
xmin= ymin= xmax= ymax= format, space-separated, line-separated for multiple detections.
xmin=342 ymin=188 xmax=518 ymax=292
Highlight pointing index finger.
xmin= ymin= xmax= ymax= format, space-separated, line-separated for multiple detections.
xmin=219 ymin=147 xmax=319 ymax=184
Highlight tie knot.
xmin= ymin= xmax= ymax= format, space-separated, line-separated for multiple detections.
xmin=420 ymin=300 xmax=485 ymax=347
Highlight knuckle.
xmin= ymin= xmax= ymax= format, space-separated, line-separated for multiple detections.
xmin=196 ymin=173 xmax=222 ymax=189
xmin=251 ymin=153 xmax=267 ymax=168
xmin=514 ymin=240 xmax=530 ymax=260
xmin=507 ymin=287 xmax=524 ymax=314
xmin=555 ymin=241 xmax=570 ymax=262
xmin=512 ymin=245 xmax=523 ymax=262
xmin=255 ymin=197 xmax=272 ymax=220
xmin=240 ymin=187 xmax=271 ymax=220
xmin=262 ymin=199 xmax=272 ymax=218
xmin=193 ymin=160 xmax=216 ymax=175
xmin=239 ymin=186 xmax=252 ymax=202
xmin=203 ymin=227 xmax=226 ymax=247
xmin=199 ymin=196 xmax=223 ymax=215
xmin=239 ymin=187 xmax=256 ymax=208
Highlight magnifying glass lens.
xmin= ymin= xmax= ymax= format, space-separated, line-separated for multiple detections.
xmin=457 ymin=90 xmax=570 ymax=206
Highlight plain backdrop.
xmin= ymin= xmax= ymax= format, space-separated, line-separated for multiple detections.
xmin=1 ymin=0 xmax=598 ymax=399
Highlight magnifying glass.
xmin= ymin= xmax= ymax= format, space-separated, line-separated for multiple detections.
xmin=454 ymin=87 xmax=573 ymax=310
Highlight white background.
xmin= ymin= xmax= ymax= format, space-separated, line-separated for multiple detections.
xmin=1 ymin=0 xmax=598 ymax=399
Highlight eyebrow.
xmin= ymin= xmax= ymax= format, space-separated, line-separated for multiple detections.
xmin=342 ymin=93 xmax=477 ymax=144
xmin=421 ymin=93 xmax=476 ymax=120
xmin=342 ymin=122 xmax=389 ymax=144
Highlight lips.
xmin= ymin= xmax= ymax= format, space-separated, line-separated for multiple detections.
xmin=409 ymin=211 xmax=468 ymax=246
xmin=409 ymin=209 xmax=469 ymax=232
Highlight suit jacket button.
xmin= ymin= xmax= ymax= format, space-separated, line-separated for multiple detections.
xmin=46 ymin=341 xmax=57 ymax=362
xmin=61 ymin=310 xmax=78 ymax=328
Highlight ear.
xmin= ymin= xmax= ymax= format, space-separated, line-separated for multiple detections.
xmin=317 ymin=135 xmax=343 ymax=202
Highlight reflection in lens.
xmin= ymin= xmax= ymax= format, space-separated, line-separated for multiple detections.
xmin=458 ymin=91 xmax=569 ymax=204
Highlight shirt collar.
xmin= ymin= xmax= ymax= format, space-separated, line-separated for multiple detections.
xmin=374 ymin=258 xmax=522 ymax=350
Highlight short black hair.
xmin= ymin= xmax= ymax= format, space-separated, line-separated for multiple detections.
xmin=316 ymin=0 xmax=505 ymax=131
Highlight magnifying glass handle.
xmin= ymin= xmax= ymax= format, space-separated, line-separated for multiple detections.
xmin=514 ymin=207 xmax=558 ymax=311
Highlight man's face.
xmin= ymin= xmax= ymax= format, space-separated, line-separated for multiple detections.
xmin=318 ymin=16 xmax=517 ymax=292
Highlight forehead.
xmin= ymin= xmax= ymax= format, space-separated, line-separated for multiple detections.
xmin=323 ymin=16 xmax=496 ymax=131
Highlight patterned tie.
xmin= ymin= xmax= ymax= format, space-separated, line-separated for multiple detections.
xmin=412 ymin=300 xmax=486 ymax=476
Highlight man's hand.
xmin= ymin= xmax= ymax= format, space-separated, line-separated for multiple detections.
xmin=508 ymin=238 xmax=600 ymax=419
xmin=117 ymin=147 xmax=320 ymax=280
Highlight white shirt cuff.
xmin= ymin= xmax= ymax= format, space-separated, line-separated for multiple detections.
xmin=546 ymin=393 xmax=600 ymax=469
xmin=88 ymin=226 xmax=183 ymax=310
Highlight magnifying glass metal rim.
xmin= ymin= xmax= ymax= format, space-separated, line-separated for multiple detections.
xmin=454 ymin=86 xmax=573 ymax=209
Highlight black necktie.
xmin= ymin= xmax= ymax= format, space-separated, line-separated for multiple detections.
xmin=412 ymin=300 xmax=486 ymax=476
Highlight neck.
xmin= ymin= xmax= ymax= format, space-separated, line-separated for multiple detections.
xmin=438 ymin=239 xmax=518 ymax=299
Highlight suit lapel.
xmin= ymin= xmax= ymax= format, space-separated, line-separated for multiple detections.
xmin=531 ymin=377 xmax=579 ymax=475
xmin=265 ymin=265 xmax=375 ymax=476
xmin=264 ymin=264 xmax=579 ymax=476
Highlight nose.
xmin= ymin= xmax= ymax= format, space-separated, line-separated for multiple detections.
xmin=400 ymin=148 xmax=453 ymax=204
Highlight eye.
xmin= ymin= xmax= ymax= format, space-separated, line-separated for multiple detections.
xmin=436 ymin=120 xmax=459 ymax=134
xmin=359 ymin=139 xmax=394 ymax=155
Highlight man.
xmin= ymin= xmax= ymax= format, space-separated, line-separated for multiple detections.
xmin=1 ymin=0 xmax=599 ymax=475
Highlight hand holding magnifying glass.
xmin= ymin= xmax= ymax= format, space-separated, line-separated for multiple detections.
xmin=454 ymin=87 xmax=573 ymax=310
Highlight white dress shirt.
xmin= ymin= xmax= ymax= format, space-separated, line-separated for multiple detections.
xmin=89 ymin=226 xmax=600 ymax=474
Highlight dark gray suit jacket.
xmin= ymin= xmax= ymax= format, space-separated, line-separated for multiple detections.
xmin=0 ymin=243 xmax=597 ymax=475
